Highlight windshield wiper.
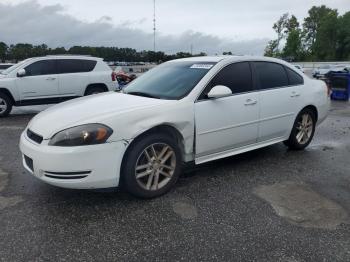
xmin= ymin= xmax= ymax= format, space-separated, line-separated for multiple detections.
xmin=126 ymin=91 xmax=161 ymax=99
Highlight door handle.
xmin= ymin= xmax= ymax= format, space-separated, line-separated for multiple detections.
xmin=244 ymin=99 xmax=257 ymax=106
xmin=46 ymin=77 xmax=56 ymax=81
xmin=290 ymin=92 xmax=300 ymax=97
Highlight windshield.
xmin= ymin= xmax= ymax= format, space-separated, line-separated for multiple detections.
xmin=1 ymin=59 xmax=30 ymax=75
xmin=124 ymin=61 xmax=216 ymax=100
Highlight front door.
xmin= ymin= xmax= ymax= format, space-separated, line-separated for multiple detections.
xmin=195 ymin=62 xmax=259 ymax=163
xmin=16 ymin=59 xmax=59 ymax=101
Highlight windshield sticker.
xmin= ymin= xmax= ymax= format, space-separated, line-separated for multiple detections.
xmin=190 ymin=64 xmax=214 ymax=70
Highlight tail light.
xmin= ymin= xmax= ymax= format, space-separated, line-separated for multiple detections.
xmin=111 ymin=71 xmax=117 ymax=82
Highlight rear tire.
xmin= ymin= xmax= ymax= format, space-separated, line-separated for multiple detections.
xmin=0 ymin=92 xmax=13 ymax=118
xmin=122 ymin=133 xmax=182 ymax=199
xmin=284 ymin=108 xmax=316 ymax=150
xmin=85 ymin=86 xmax=106 ymax=96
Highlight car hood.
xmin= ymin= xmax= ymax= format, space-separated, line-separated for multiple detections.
xmin=28 ymin=92 xmax=171 ymax=139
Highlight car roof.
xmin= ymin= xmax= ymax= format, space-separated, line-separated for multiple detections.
xmin=169 ymin=55 xmax=291 ymax=65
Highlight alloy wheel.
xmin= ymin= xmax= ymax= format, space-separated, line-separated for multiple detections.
xmin=296 ymin=113 xmax=313 ymax=145
xmin=0 ymin=98 xmax=7 ymax=113
xmin=135 ymin=143 xmax=176 ymax=191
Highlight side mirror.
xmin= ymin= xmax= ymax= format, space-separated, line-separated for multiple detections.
xmin=207 ymin=85 xmax=232 ymax=99
xmin=17 ymin=69 xmax=26 ymax=77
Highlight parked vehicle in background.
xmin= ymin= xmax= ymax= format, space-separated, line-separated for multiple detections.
xmin=20 ymin=56 xmax=329 ymax=198
xmin=0 ymin=63 xmax=15 ymax=73
xmin=294 ymin=64 xmax=304 ymax=73
xmin=313 ymin=64 xmax=347 ymax=79
xmin=115 ymin=71 xmax=137 ymax=89
xmin=0 ymin=55 xmax=118 ymax=117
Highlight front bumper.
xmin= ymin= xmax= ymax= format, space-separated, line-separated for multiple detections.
xmin=19 ymin=131 xmax=128 ymax=189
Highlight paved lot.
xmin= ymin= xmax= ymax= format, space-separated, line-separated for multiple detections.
xmin=0 ymin=102 xmax=349 ymax=262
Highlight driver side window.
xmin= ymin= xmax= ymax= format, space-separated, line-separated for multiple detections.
xmin=199 ymin=62 xmax=253 ymax=100
xmin=24 ymin=60 xmax=57 ymax=77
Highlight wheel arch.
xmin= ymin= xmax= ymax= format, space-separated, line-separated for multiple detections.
xmin=84 ymin=83 xmax=108 ymax=95
xmin=301 ymin=104 xmax=318 ymax=122
xmin=0 ymin=88 xmax=15 ymax=104
xmin=120 ymin=124 xmax=186 ymax=178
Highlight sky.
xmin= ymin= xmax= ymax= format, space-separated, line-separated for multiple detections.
xmin=0 ymin=0 xmax=349 ymax=55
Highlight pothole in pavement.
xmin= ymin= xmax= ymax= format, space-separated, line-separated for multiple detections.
xmin=0 ymin=163 xmax=23 ymax=210
xmin=254 ymin=181 xmax=348 ymax=229
xmin=173 ymin=201 xmax=198 ymax=219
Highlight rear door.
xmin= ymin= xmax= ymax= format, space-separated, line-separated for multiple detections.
xmin=16 ymin=60 xmax=59 ymax=100
xmin=195 ymin=62 xmax=259 ymax=162
xmin=253 ymin=62 xmax=303 ymax=142
xmin=57 ymin=59 xmax=97 ymax=97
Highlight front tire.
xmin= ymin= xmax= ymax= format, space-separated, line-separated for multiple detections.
xmin=0 ymin=92 xmax=13 ymax=118
xmin=122 ymin=133 xmax=182 ymax=198
xmin=284 ymin=108 xmax=316 ymax=150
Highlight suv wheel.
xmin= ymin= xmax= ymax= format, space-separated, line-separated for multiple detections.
xmin=85 ymin=86 xmax=106 ymax=96
xmin=122 ymin=133 xmax=182 ymax=198
xmin=0 ymin=93 xmax=13 ymax=117
xmin=284 ymin=108 xmax=316 ymax=150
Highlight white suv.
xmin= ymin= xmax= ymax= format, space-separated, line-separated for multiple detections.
xmin=0 ymin=55 xmax=118 ymax=117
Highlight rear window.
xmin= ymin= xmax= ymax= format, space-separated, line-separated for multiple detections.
xmin=57 ymin=59 xmax=97 ymax=74
xmin=285 ymin=67 xmax=304 ymax=86
xmin=254 ymin=62 xmax=289 ymax=89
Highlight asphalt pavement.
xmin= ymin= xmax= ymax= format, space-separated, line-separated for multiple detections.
xmin=0 ymin=101 xmax=349 ymax=262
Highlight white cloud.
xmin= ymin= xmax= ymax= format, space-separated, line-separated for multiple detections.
xmin=0 ymin=1 xmax=269 ymax=55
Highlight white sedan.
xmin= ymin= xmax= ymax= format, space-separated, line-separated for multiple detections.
xmin=20 ymin=56 xmax=330 ymax=198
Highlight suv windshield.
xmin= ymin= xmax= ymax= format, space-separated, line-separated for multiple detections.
xmin=124 ymin=61 xmax=216 ymax=100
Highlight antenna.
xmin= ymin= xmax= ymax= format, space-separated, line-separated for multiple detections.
xmin=153 ymin=0 xmax=156 ymax=53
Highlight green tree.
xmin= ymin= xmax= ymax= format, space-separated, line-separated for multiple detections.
xmin=285 ymin=15 xmax=300 ymax=34
xmin=313 ymin=9 xmax=338 ymax=60
xmin=8 ymin=43 xmax=34 ymax=61
xmin=0 ymin=42 xmax=8 ymax=61
xmin=336 ymin=11 xmax=350 ymax=60
xmin=264 ymin=40 xmax=279 ymax=57
xmin=283 ymin=29 xmax=302 ymax=60
xmin=282 ymin=16 xmax=303 ymax=61
xmin=264 ymin=13 xmax=289 ymax=57
xmin=302 ymin=5 xmax=337 ymax=56
xmin=273 ymin=13 xmax=289 ymax=52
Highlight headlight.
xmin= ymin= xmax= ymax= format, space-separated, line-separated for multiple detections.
xmin=49 ymin=124 xmax=113 ymax=147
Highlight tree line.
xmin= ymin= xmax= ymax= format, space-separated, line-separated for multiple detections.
xmin=0 ymin=43 xmax=207 ymax=63
xmin=265 ymin=5 xmax=350 ymax=61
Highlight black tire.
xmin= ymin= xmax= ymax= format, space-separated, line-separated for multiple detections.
xmin=85 ymin=86 xmax=106 ymax=96
xmin=284 ymin=108 xmax=316 ymax=150
xmin=0 ymin=92 xmax=13 ymax=118
xmin=122 ymin=133 xmax=182 ymax=198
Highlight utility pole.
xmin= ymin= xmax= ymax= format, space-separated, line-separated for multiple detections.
xmin=190 ymin=44 xmax=193 ymax=55
xmin=153 ymin=0 xmax=156 ymax=53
